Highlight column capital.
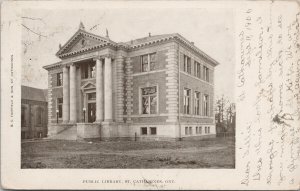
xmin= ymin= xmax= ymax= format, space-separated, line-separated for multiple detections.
xmin=92 ymin=56 xmax=103 ymax=61
xmin=101 ymin=54 xmax=115 ymax=60
xmin=62 ymin=62 xmax=74 ymax=67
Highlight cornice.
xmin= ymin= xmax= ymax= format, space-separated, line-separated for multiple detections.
xmin=55 ymin=30 xmax=220 ymax=67
xmin=58 ymin=42 xmax=117 ymax=59
xmin=56 ymin=29 xmax=115 ymax=58
xmin=42 ymin=62 xmax=62 ymax=70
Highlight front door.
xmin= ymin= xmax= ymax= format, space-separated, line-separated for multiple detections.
xmin=88 ymin=102 xmax=96 ymax=123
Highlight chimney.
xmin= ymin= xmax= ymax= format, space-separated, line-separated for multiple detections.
xmin=79 ymin=21 xmax=85 ymax=30
xmin=106 ymin=28 xmax=109 ymax=38
xmin=149 ymin=32 xmax=151 ymax=37
xmin=191 ymin=42 xmax=194 ymax=45
xmin=130 ymin=40 xmax=133 ymax=45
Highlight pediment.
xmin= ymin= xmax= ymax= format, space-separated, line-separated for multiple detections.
xmin=81 ymin=82 xmax=96 ymax=90
xmin=56 ymin=29 xmax=109 ymax=57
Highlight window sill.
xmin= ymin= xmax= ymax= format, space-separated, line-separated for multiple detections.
xmin=180 ymin=71 xmax=212 ymax=85
xmin=140 ymin=134 xmax=157 ymax=136
xmin=132 ymin=69 xmax=166 ymax=76
xmin=181 ymin=114 xmax=213 ymax=118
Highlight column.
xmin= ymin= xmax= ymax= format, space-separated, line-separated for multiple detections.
xmin=95 ymin=58 xmax=104 ymax=122
xmin=62 ymin=66 xmax=69 ymax=123
xmin=104 ymin=56 xmax=113 ymax=121
xmin=69 ymin=64 xmax=77 ymax=123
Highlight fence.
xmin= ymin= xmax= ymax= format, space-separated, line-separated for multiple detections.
xmin=216 ymin=132 xmax=235 ymax=138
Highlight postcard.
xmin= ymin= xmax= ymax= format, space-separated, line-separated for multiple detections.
xmin=0 ymin=0 xmax=299 ymax=190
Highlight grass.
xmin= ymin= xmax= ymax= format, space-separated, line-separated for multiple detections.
xmin=21 ymin=137 xmax=235 ymax=168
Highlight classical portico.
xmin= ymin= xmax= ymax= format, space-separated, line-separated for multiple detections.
xmin=61 ymin=56 xmax=114 ymax=125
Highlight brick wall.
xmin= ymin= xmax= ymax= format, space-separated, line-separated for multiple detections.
xmin=126 ymin=44 xmax=171 ymax=124
xmin=131 ymin=49 xmax=168 ymax=74
xmin=132 ymin=72 xmax=167 ymax=115
xmin=179 ymin=45 xmax=215 ymax=125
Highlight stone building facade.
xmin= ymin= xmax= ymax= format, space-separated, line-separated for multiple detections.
xmin=43 ymin=23 xmax=219 ymax=141
xmin=21 ymin=85 xmax=48 ymax=139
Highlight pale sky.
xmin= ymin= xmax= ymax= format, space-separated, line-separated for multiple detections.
xmin=22 ymin=8 xmax=235 ymax=102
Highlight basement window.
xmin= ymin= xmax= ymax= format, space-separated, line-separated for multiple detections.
xmin=141 ymin=127 xmax=147 ymax=135
xmin=150 ymin=127 xmax=157 ymax=135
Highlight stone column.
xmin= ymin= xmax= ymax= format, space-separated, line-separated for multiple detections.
xmin=69 ymin=63 xmax=77 ymax=123
xmin=104 ymin=56 xmax=113 ymax=122
xmin=62 ymin=66 xmax=69 ymax=123
xmin=95 ymin=58 xmax=104 ymax=122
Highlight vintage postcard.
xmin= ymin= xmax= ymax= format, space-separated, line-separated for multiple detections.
xmin=0 ymin=0 xmax=299 ymax=190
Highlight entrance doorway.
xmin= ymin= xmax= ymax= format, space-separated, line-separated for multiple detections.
xmin=88 ymin=102 xmax=96 ymax=123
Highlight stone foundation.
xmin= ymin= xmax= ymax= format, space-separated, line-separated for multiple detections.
xmin=77 ymin=123 xmax=101 ymax=139
xmin=47 ymin=123 xmax=73 ymax=136
xmin=47 ymin=122 xmax=217 ymax=141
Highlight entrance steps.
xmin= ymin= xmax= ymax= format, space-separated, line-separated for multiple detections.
xmin=47 ymin=125 xmax=77 ymax=140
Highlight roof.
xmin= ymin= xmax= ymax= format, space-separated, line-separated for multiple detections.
xmin=124 ymin=34 xmax=176 ymax=46
xmin=49 ymin=22 xmax=220 ymax=67
xmin=21 ymin=85 xmax=48 ymax=102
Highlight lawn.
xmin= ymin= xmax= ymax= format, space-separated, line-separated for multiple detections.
xmin=21 ymin=137 xmax=235 ymax=168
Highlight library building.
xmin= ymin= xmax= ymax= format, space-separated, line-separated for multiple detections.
xmin=43 ymin=22 xmax=219 ymax=141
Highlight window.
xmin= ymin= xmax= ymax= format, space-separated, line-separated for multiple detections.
xmin=57 ymin=72 xmax=63 ymax=86
xmin=82 ymin=62 xmax=96 ymax=79
xmin=183 ymin=55 xmax=191 ymax=74
xmin=194 ymin=61 xmax=201 ymax=78
xmin=204 ymin=126 xmax=210 ymax=134
xmin=141 ymin=86 xmax=157 ymax=114
xmin=88 ymin=93 xmax=96 ymax=100
xmin=21 ymin=106 xmax=26 ymax=126
xmin=203 ymin=66 xmax=209 ymax=82
xmin=36 ymin=107 xmax=43 ymax=125
xmin=194 ymin=91 xmax=200 ymax=115
xmin=183 ymin=88 xmax=191 ymax=114
xmin=196 ymin=126 xmax=198 ymax=134
xmin=199 ymin=126 xmax=202 ymax=134
xmin=57 ymin=98 xmax=63 ymax=118
xmin=189 ymin=127 xmax=192 ymax=135
xmin=203 ymin=94 xmax=209 ymax=116
xmin=141 ymin=53 xmax=156 ymax=72
xmin=141 ymin=127 xmax=147 ymax=135
xmin=150 ymin=127 xmax=157 ymax=135
xmin=185 ymin=127 xmax=189 ymax=135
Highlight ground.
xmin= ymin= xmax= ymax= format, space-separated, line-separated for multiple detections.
xmin=21 ymin=137 xmax=235 ymax=168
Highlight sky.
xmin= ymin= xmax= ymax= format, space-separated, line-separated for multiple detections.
xmin=22 ymin=8 xmax=235 ymax=102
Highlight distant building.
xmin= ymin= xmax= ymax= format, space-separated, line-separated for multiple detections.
xmin=21 ymin=85 xmax=48 ymax=139
xmin=43 ymin=22 xmax=219 ymax=141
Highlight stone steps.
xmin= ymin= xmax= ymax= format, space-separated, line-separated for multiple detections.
xmin=47 ymin=126 xmax=77 ymax=140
